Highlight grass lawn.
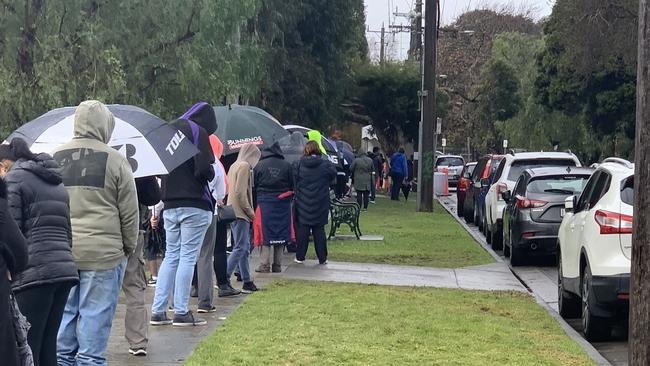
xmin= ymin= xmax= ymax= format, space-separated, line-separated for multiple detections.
xmin=313 ymin=197 xmax=492 ymax=268
xmin=186 ymin=280 xmax=594 ymax=366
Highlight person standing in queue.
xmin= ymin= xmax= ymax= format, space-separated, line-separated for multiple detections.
xmin=226 ymin=143 xmax=261 ymax=293
xmin=1 ymin=139 xmax=74 ymax=366
xmin=293 ymin=141 xmax=336 ymax=264
xmin=389 ymin=148 xmax=408 ymax=201
xmin=350 ymin=151 xmax=374 ymax=211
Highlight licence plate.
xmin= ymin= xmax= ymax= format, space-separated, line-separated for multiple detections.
xmin=560 ymin=208 xmax=565 ymax=217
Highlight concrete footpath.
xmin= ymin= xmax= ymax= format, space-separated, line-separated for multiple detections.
xmin=106 ymin=250 xmax=525 ymax=364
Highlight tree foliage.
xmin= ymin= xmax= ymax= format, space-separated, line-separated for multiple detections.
xmin=0 ymin=0 xmax=367 ymax=139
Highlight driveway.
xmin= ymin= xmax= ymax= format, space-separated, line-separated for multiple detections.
xmin=439 ymin=193 xmax=629 ymax=366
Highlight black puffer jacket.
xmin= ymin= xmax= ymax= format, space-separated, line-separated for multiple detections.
xmin=254 ymin=142 xmax=293 ymax=196
xmin=294 ymin=155 xmax=336 ymax=226
xmin=5 ymin=154 xmax=78 ymax=292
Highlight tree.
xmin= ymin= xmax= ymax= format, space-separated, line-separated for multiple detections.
xmin=353 ymin=62 xmax=449 ymax=151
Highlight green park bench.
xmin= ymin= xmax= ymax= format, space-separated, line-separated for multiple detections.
xmin=328 ymin=198 xmax=362 ymax=240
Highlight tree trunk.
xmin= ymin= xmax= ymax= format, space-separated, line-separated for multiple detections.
xmin=630 ymin=0 xmax=650 ymax=363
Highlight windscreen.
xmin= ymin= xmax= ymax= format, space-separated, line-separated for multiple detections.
xmin=526 ymin=175 xmax=590 ymax=195
xmin=507 ymin=159 xmax=577 ymax=181
xmin=437 ymin=157 xmax=464 ymax=167
xmin=621 ymin=176 xmax=634 ymax=206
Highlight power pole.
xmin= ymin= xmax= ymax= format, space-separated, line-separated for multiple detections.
xmin=410 ymin=0 xmax=423 ymax=62
xmin=418 ymin=0 xmax=437 ymax=212
xmin=380 ymin=24 xmax=386 ymax=65
xmin=630 ymin=0 xmax=650 ymax=362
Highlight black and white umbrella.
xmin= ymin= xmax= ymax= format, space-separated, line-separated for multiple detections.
xmin=5 ymin=105 xmax=198 ymax=178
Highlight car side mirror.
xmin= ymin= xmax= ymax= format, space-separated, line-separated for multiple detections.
xmin=564 ymin=196 xmax=574 ymax=213
xmin=480 ymin=178 xmax=490 ymax=187
xmin=501 ymin=190 xmax=512 ymax=202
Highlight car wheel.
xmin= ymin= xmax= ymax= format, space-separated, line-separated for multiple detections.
xmin=509 ymin=232 xmax=524 ymax=266
xmin=503 ymin=232 xmax=510 ymax=257
xmin=490 ymin=226 xmax=503 ymax=251
xmin=581 ymin=265 xmax=612 ymax=341
xmin=485 ymin=217 xmax=492 ymax=245
xmin=558 ymin=253 xmax=581 ymax=319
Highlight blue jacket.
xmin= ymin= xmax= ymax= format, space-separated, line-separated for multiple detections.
xmin=390 ymin=153 xmax=408 ymax=176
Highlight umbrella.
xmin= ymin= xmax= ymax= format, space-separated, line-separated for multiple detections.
xmin=214 ymin=104 xmax=289 ymax=156
xmin=282 ymin=124 xmax=340 ymax=164
xmin=278 ymin=131 xmax=307 ymax=164
xmin=5 ymin=104 xmax=198 ymax=178
xmin=335 ymin=139 xmax=355 ymax=166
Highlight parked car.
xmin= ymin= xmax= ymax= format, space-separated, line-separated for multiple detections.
xmin=501 ymin=167 xmax=593 ymax=266
xmin=557 ymin=158 xmax=633 ymax=341
xmin=484 ymin=151 xmax=582 ymax=250
xmin=477 ymin=155 xmax=505 ymax=234
xmin=456 ymin=162 xmax=477 ymax=212
xmin=434 ymin=155 xmax=465 ymax=187
xmin=462 ymin=154 xmax=502 ymax=225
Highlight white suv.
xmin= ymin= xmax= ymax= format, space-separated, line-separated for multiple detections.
xmin=557 ymin=158 xmax=633 ymax=341
xmin=484 ymin=151 xmax=581 ymax=249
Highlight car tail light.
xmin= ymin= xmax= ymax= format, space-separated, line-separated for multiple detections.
xmin=522 ymin=232 xmax=535 ymax=238
xmin=496 ymin=183 xmax=507 ymax=201
xmin=515 ymin=195 xmax=547 ymax=209
xmin=594 ymin=210 xmax=633 ymax=234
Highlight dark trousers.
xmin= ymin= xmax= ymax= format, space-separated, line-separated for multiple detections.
xmin=15 ymin=282 xmax=74 ymax=366
xmin=356 ymin=190 xmax=370 ymax=209
xmin=296 ymin=223 xmax=328 ymax=263
xmin=213 ymin=219 xmax=229 ymax=286
xmin=335 ymin=174 xmax=347 ymax=198
xmin=390 ymin=173 xmax=404 ymax=200
xmin=370 ymin=177 xmax=376 ymax=201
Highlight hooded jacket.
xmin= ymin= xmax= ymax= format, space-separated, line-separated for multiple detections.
xmin=254 ymin=142 xmax=293 ymax=196
xmin=52 ymin=100 xmax=139 ymax=271
xmin=5 ymin=153 xmax=79 ymax=292
xmin=161 ymin=102 xmax=216 ymax=212
xmin=306 ymin=130 xmax=326 ymax=155
xmin=350 ymin=153 xmax=374 ymax=191
xmin=294 ymin=155 xmax=337 ymax=226
xmin=227 ymin=144 xmax=261 ymax=222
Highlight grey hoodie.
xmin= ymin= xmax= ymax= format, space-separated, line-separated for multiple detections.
xmin=227 ymin=144 xmax=261 ymax=222
xmin=52 ymin=100 xmax=139 ymax=271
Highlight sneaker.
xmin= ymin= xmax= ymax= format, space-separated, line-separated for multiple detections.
xmin=272 ymin=264 xmax=282 ymax=273
xmin=173 ymin=311 xmax=207 ymax=326
xmin=370 ymin=200 xmax=376 ymax=204
xmin=190 ymin=287 xmax=198 ymax=298
xmin=129 ymin=347 xmax=147 ymax=356
xmin=146 ymin=278 xmax=157 ymax=287
xmin=294 ymin=258 xmax=304 ymax=264
xmin=242 ymin=282 xmax=258 ymax=294
xmin=150 ymin=313 xmax=172 ymax=326
xmin=234 ymin=272 xmax=242 ymax=282
xmin=197 ymin=306 xmax=217 ymax=313
xmin=319 ymin=260 xmax=328 ymax=265
xmin=218 ymin=284 xmax=241 ymax=297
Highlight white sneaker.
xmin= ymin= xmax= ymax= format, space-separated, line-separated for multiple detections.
xmin=294 ymin=259 xmax=304 ymax=264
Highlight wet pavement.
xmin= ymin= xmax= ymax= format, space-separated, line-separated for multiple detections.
xmin=438 ymin=193 xmax=628 ymax=366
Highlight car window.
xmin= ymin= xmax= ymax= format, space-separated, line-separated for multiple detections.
xmin=466 ymin=164 xmax=476 ymax=176
xmin=621 ymin=176 xmax=634 ymax=206
xmin=488 ymin=158 xmax=504 ymax=182
xmin=472 ymin=159 xmax=488 ymax=181
xmin=507 ymin=159 xmax=577 ymax=181
xmin=436 ymin=157 xmax=464 ymax=167
xmin=588 ymin=172 xmax=611 ymax=209
xmin=576 ymin=171 xmax=600 ymax=212
xmin=514 ymin=174 xmax=528 ymax=196
xmin=493 ymin=159 xmax=506 ymax=182
xmin=526 ymin=175 xmax=590 ymax=195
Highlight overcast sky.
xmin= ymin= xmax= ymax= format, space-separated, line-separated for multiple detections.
xmin=365 ymin=0 xmax=555 ymax=60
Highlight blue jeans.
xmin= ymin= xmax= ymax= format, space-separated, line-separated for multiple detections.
xmin=227 ymin=219 xmax=252 ymax=283
xmin=57 ymin=258 xmax=127 ymax=366
xmin=152 ymin=207 xmax=212 ymax=315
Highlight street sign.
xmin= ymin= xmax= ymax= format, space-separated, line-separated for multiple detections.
xmin=503 ymin=139 xmax=508 ymax=148
xmin=441 ymin=138 xmax=447 ymax=147
xmin=436 ymin=118 xmax=442 ymax=134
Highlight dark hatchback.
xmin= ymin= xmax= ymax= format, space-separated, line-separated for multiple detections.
xmin=463 ymin=154 xmax=503 ymax=226
xmin=456 ymin=162 xmax=477 ymax=212
xmin=502 ymin=167 xmax=593 ymax=266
